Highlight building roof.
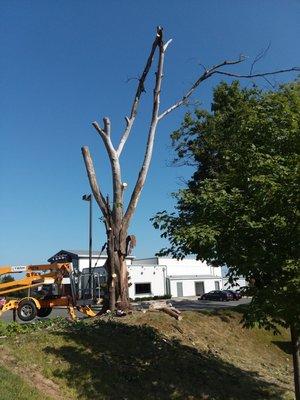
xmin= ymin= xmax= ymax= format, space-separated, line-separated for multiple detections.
xmin=168 ymin=275 xmax=221 ymax=280
xmin=48 ymin=249 xmax=135 ymax=263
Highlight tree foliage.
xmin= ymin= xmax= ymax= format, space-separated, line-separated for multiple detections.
xmin=152 ymin=81 xmax=300 ymax=332
xmin=0 ymin=275 xmax=14 ymax=284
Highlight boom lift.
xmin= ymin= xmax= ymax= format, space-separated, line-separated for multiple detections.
xmin=0 ymin=262 xmax=101 ymax=321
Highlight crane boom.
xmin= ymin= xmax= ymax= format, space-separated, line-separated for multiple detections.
xmin=0 ymin=263 xmax=72 ymax=295
xmin=0 ymin=262 xmax=98 ymax=321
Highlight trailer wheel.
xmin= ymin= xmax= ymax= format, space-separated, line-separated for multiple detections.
xmin=37 ymin=307 xmax=52 ymax=318
xmin=17 ymin=299 xmax=37 ymax=322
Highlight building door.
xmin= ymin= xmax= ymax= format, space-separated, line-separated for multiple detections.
xmin=176 ymin=282 xmax=183 ymax=297
xmin=166 ymin=278 xmax=171 ymax=296
xmin=195 ymin=281 xmax=205 ymax=296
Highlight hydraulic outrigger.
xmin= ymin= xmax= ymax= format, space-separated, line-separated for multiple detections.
xmin=0 ymin=262 xmax=99 ymax=322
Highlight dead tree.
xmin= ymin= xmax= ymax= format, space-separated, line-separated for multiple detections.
xmin=82 ymin=26 xmax=299 ymax=311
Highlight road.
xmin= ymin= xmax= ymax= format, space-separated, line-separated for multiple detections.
xmin=0 ymin=297 xmax=250 ymax=323
xmin=171 ymin=296 xmax=250 ymax=311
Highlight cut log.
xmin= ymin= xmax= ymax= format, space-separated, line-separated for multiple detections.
xmin=160 ymin=307 xmax=182 ymax=320
xmin=148 ymin=300 xmax=169 ymax=310
xmin=169 ymin=307 xmax=181 ymax=315
xmin=141 ymin=300 xmax=182 ymax=320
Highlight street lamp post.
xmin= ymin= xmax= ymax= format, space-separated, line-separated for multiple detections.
xmin=82 ymin=194 xmax=92 ymax=297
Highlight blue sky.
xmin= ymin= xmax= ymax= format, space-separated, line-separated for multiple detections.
xmin=0 ymin=1 xmax=299 ymax=265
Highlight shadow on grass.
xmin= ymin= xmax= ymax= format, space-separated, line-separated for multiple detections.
xmin=44 ymin=319 xmax=285 ymax=400
xmin=272 ymin=340 xmax=292 ymax=355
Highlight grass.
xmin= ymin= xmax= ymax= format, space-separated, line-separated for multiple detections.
xmin=0 ymin=365 xmax=50 ymax=400
xmin=0 ymin=309 xmax=295 ymax=400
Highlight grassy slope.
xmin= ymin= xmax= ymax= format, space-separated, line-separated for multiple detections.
xmin=0 ymin=309 xmax=294 ymax=400
xmin=0 ymin=365 xmax=49 ymax=400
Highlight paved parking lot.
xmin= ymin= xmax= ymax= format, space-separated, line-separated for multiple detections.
xmin=172 ymin=297 xmax=250 ymax=311
xmin=0 ymin=297 xmax=251 ymax=323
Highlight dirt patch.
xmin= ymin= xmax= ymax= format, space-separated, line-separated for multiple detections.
xmin=0 ymin=347 xmax=66 ymax=400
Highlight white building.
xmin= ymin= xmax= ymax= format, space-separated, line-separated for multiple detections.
xmin=48 ymin=250 xmax=223 ymax=299
xmin=127 ymin=263 xmax=167 ymax=299
xmin=130 ymin=257 xmax=222 ymax=299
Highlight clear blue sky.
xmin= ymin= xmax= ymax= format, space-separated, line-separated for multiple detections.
xmin=0 ymin=1 xmax=299 ymax=265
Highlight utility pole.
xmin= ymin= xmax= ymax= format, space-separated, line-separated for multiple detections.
xmin=82 ymin=194 xmax=92 ymax=297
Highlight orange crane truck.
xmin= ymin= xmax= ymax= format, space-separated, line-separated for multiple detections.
xmin=0 ymin=262 xmax=101 ymax=321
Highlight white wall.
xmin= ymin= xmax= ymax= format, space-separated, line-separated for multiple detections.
xmin=169 ymin=278 xmax=223 ymax=297
xmin=132 ymin=258 xmax=158 ymax=265
xmin=78 ymin=257 xmax=132 ymax=271
xmin=133 ymin=257 xmax=222 ymax=278
xmin=128 ymin=265 xmax=166 ymax=299
xmin=159 ymin=258 xmax=215 ymax=276
xmin=78 ymin=257 xmax=106 ymax=270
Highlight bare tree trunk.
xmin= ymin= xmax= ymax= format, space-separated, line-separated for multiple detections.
xmin=291 ymin=325 xmax=300 ymax=400
xmin=118 ymin=256 xmax=129 ymax=307
xmin=107 ymin=227 xmax=116 ymax=312
xmin=113 ymin=227 xmax=130 ymax=309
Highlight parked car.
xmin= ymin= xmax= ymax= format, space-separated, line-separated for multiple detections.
xmin=0 ymin=297 xmax=6 ymax=308
xmin=223 ymin=290 xmax=242 ymax=300
xmin=200 ymin=290 xmax=233 ymax=301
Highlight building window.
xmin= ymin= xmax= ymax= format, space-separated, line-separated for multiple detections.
xmin=215 ymin=281 xmax=220 ymax=290
xmin=135 ymin=283 xmax=151 ymax=295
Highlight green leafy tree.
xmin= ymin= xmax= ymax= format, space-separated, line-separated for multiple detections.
xmin=152 ymin=81 xmax=300 ymax=398
xmin=0 ymin=275 xmax=14 ymax=284
xmin=0 ymin=275 xmax=28 ymax=299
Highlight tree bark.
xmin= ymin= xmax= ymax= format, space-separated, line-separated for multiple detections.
xmin=291 ymin=324 xmax=300 ymax=400
xmin=118 ymin=256 xmax=129 ymax=307
xmin=107 ymin=227 xmax=116 ymax=312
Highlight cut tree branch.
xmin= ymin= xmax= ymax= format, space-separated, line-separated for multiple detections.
xmin=92 ymin=121 xmax=123 ymax=223
xmin=103 ymin=117 xmax=111 ymax=136
xmin=116 ymin=26 xmax=165 ymax=157
xmin=92 ymin=121 xmax=117 ymax=162
xmin=81 ymin=146 xmax=108 ymax=218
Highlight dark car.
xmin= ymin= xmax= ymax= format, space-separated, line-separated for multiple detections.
xmin=200 ymin=290 xmax=233 ymax=301
xmin=223 ymin=290 xmax=242 ymax=300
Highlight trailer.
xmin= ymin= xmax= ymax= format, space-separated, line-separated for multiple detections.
xmin=0 ymin=262 xmax=102 ymax=321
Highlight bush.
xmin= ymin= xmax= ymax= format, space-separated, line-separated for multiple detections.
xmin=0 ymin=317 xmax=69 ymax=337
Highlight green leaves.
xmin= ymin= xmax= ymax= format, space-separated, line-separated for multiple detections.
xmin=153 ymin=80 xmax=300 ymax=330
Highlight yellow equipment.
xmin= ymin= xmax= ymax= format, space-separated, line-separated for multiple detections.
xmin=0 ymin=263 xmax=99 ymax=321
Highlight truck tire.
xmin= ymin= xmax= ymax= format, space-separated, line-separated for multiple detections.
xmin=37 ymin=307 xmax=52 ymax=318
xmin=17 ymin=299 xmax=37 ymax=322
